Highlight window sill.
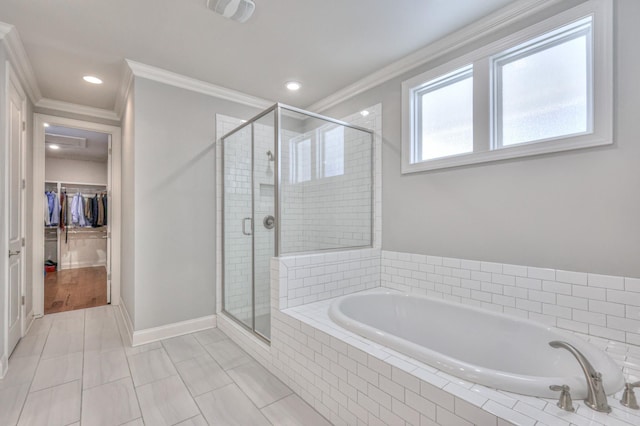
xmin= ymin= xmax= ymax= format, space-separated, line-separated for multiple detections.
xmin=401 ymin=134 xmax=612 ymax=174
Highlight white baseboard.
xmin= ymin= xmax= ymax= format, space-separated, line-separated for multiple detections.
xmin=0 ymin=353 xmax=7 ymax=379
xmin=59 ymin=261 xmax=107 ymax=270
xmin=117 ymin=300 xmax=134 ymax=347
xmin=23 ymin=309 xmax=35 ymax=336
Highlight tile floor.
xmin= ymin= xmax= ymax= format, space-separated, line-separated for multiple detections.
xmin=0 ymin=305 xmax=331 ymax=426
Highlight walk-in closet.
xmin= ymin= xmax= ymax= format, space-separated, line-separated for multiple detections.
xmin=43 ymin=125 xmax=111 ymax=314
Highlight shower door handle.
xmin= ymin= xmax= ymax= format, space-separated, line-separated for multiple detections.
xmin=242 ymin=217 xmax=253 ymax=236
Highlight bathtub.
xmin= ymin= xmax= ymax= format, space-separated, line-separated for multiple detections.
xmin=328 ymin=290 xmax=624 ymax=398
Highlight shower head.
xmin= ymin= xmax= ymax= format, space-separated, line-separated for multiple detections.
xmin=266 ymin=150 xmax=275 ymax=161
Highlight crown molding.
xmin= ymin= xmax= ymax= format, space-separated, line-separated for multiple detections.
xmin=126 ymin=59 xmax=272 ymax=110
xmin=307 ymin=0 xmax=565 ymax=113
xmin=0 ymin=22 xmax=42 ymax=104
xmin=36 ymin=98 xmax=120 ymax=121
xmin=114 ymin=61 xmax=133 ymax=119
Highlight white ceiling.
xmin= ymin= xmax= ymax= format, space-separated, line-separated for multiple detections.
xmin=45 ymin=125 xmax=109 ymax=162
xmin=0 ymin=0 xmax=519 ymax=111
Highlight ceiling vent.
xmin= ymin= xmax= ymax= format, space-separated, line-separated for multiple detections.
xmin=207 ymin=0 xmax=255 ymax=23
xmin=45 ymin=133 xmax=87 ymax=149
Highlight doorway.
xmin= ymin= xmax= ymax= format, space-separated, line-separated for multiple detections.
xmin=43 ymin=125 xmax=110 ymax=313
xmin=33 ymin=115 xmax=121 ymax=318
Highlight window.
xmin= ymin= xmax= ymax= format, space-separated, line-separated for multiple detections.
xmin=320 ymin=126 xmax=345 ymax=178
xmin=291 ymin=138 xmax=311 ymax=183
xmin=415 ymin=66 xmax=473 ymax=161
xmin=494 ymin=17 xmax=592 ymax=147
xmin=401 ymin=0 xmax=612 ymax=173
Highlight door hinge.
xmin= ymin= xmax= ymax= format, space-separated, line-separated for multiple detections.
xmin=107 ymin=232 xmax=111 ymax=238
xmin=22 ymin=121 xmax=26 ymax=131
xmin=107 ymin=273 xmax=111 ymax=281
xmin=21 ymin=237 xmax=25 ymax=247
xmin=108 ymin=148 xmax=112 ymax=155
xmin=21 ymin=295 xmax=25 ymax=305
xmin=22 ymin=179 xmax=26 ymax=189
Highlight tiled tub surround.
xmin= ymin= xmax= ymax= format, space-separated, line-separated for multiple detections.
xmin=216 ymin=247 xmax=640 ymax=426
xmin=381 ymin=251 xmax=640 ymax=346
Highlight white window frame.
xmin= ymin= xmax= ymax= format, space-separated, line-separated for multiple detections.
xmin=401 ymin=0 xmax=612 ymax=174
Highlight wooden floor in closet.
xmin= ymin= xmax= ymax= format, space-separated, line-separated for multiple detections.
xmin=44 ymin=266 xmax=107 ymax=314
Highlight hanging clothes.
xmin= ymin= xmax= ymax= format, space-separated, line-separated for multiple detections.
xmin=49 ymin=191 xmax=60 ymax=226
xmin=70 ymin=192 xmax=87 ymax=227
xmin=102 ymin=193 xmax=107 ymax=226
xmin=59 ymin=191 xmax=67 ymax=231
xmin=44 ymin=193 xmax=51 ymax=226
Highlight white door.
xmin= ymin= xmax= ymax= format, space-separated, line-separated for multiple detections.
xmin=7 ymin=70 xmax=25 ymax=356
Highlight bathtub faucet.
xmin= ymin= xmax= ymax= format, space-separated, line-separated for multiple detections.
xmin=549 ymin=341 xmax=611 ymax=413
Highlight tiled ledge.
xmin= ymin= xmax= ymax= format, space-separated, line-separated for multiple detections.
xmin=382 ymin=251 xmax=640 ymax=346
xmin=283 ymin=289 xmax=640 ymax=426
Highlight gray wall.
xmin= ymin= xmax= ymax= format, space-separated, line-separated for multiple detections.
xmin=323 ymin=0 xmax=640 ymax=278
xmin=128 ymin=77 xmax=259 ymax=330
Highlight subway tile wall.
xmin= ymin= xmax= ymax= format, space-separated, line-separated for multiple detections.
xmin=381 ymin=251 xmax=640 ymax=345
xmin=276 ymin=248 xmax=381 ymax=309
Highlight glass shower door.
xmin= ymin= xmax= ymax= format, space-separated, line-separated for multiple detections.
xmin=223 ymin=110 xmax=275 ymax=341
xmin=223 ymin=126 xmax=253 ymax=329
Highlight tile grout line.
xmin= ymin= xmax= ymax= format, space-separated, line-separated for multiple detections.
xmin=116 ymin=306 xmax=147 ymax=425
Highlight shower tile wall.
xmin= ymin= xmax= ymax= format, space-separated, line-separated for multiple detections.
xmin=279 ymin=106 xmax=380 ymax=254
xmin=381 ymin=250 xmax=640 ymax=345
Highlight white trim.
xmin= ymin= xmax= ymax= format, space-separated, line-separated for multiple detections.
xmin=0 ymin=353 xmax=7 ymax=378
xmin=35 ymin=98 xmax=119 ymax=122
xmin=306 ymin=0 xmax=565 ymax=113
xmin=59 ymin=261 xmax=107 ymax=270
xmin=114 ymin=63 xmax=133 ymax=120
xmin=32 ymin=114 xmax=122 ymax=317
xmin=126 ymin=59 xmax=272 ymax=110
xmin=0 ymin=22 xmax=42 ymax=104
xmin=400 ymin=0 xmax=613 ymax=173
xmin=117 ymin=299 xmax=134 ymax=347
xmin=23 ymin=309 xmax=34 ymax=336
xmin=131 ymin=314 xmax=217 ymax=347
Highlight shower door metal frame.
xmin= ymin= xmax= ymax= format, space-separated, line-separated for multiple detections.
xmin=221 ymin=103 xmax=375 ymax=343
xmin=221 ymin=104 xmax=278 ymax=344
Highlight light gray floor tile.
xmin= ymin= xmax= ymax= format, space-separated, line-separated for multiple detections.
xmin=137 ymin=375 xmax=200 ymax=426
xmin=0 ymin=355 xmax=39 ymax=390
xmin=128 ymin=348 xmax=177 ymax=387
xmin=162 ymin=334 xmax=207 ymax=364
xmin=227 ymin=361 xmax=291 ymax=408
xmin=175 ymin=414 xmax=208 ymax=426
xmin=27 ymin=316 xmax=53 ymax=336
xmin=125 ymin=341 xmax=162 ymax=357
xmin=175 ymin=353 xmax=233 ymax=396
xmin=18 ymin=380 xmax=81 ymax=426
xmin=120 ymin=419 xmax=144 ymax=426
xmin=84 ymin=323 xmax=123 ymax=353
xmin=262 ymin=394 xmax=332 ymax=426
xmin=0 ymin=383 xmax=30 ymax=426
xmin=192 ymin=328 xmax=228 ymax=346
xmin=195 ymin=383 xmax=271 ymax=426
xmin=49 ymin=317 xmax=85 ymax=335
xmin=48 ymin=309 xmax=85 ymax=323
xmin=203 ymin=339 xmax=252 ymax=370
xmin=11 ymin=333 xmax=48 ymax=358
xmin=41 ymin=331 xmax=84 ymax=359
xmin=31 ymin=351 xmax=83 ymax=392
xmin=81 ymin=376 xmax=141 ymax=426
xmin=83 ymin=348 xmax=130 ymax=389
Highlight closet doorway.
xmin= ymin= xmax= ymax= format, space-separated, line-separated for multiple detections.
xmin=33 ymin=115 xmax=121 ymax=317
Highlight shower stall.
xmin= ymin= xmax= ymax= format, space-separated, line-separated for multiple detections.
xmin=221 ymin=104 xmax=374 ymax=341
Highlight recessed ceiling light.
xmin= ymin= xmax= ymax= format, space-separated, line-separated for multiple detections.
xmin=83 ymin=75 xmax=103 ymax=84
xmin=286 ymin=81 xmax=301 ymax=91
xmin=48 ymin=144 xmax=60 ymax=150
xmin=360 ymin=110 xmax=370 ymax=117
xmin=43 ymin=123 xmax=50 ymax=127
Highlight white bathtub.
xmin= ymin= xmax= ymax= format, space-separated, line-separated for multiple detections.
xmin=328 ymin=290 xmax=624 ymax=398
